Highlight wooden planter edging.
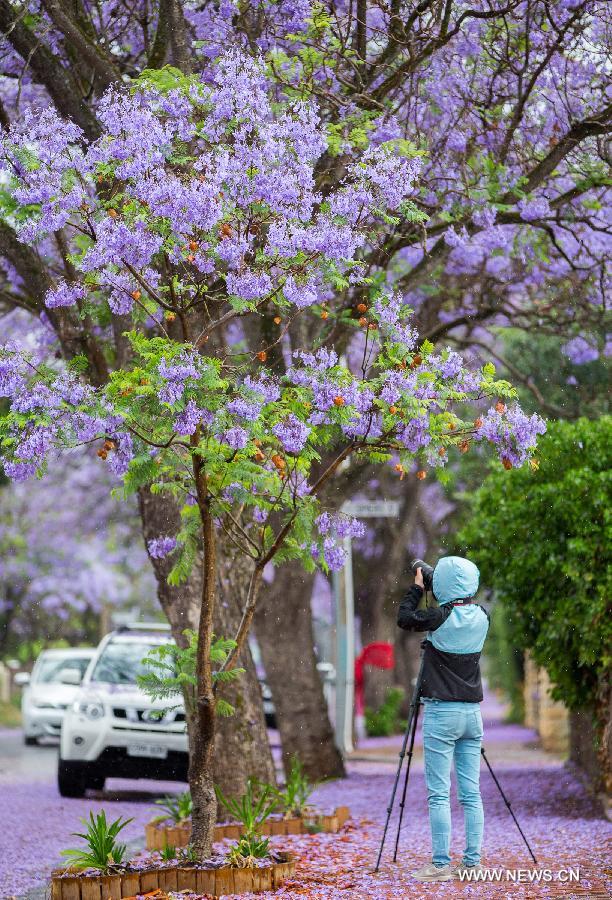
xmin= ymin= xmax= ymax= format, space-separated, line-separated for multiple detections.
xmin=51 ymin=853 xmax=295 ymax=899
xmin=145 ymin=805 xmax=350 ymax=850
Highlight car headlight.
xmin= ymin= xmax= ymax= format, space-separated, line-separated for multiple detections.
xmin=73 ymin=699 xmax=105 ymax=720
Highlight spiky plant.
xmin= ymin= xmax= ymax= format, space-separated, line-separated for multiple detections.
xmin=152 ymin=790 xmax=193 ymax=824
xmin=61 ymin=811 xmax=133 ymax=872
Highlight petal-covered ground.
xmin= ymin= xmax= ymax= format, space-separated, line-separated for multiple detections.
xmin=1 ymin=690 xmax=610 ymax=899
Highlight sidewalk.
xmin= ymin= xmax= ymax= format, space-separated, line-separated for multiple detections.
xmin=277 ymin=688 xmax=612 ymax=898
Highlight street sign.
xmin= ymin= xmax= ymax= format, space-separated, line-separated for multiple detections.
xmin=341 ymin=500 xmax=400 ymax=518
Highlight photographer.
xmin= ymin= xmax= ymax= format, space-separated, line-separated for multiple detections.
xmin=397 ymin=555 xmax=489 ymax=883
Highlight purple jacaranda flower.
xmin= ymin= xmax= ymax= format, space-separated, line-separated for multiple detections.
xmin=158 ymin=354 xmax=199 ymax=404
xmin=447 ymin=131 xmax=467 ymax=152
xmin=242 ymin=375 xmax=281 ymax=404
xmin=316 ymin=512 xmax=332 ymax=535
xmin=518 ymin=197 xmax=551 ymax=221
xmin=107 ymin=433 xmax=134 ymax=476
xmin=438 ymin=350 xmax=463 ymax=379
xmin=221 ymin=426 xmax=249 ymax=449
xmin=147 ymin=536 xmax=177 ymax=559
xmin=475 ymin=403 xmax=546 ymax=467
xmin=80 ymin=219 xmax=163 ymax=273
xmin=44 ymin=281 xmax=86 ymax=308
xmin=472 ymin=206 xmax=497 ymax=229
xmin=2 ymin=459 xmax=38 ymax=481
xmin=0 ymin=346 xmax=26 ymax=397
xmin=283 ymin=274 xmax=319 ymax=308
xmin=562 ymin=336 xmax=599 ymax=365
xmin=323 ymin=536 xmax=346 ymax=571
xmin=227 ymin=397 xmax=262 ymax=421
xmin=226 ymin=269 xmax=272 ymax=300
xmin=273 ymin=414 xmax=310 ymax=453
xmin=334 ymin=516 xmax=365 ymax=539
xmin=173 ymin=400 xmax=207 ymax=435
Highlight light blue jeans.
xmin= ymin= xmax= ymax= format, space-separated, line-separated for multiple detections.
xmin=422 ymin=699 xmax=484 ymax=867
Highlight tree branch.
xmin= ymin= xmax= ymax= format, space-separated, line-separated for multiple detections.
xmin=0 ymin=0 xmax=101 ymax=139
xmin=41 ymin=0 xmax=121 ymax=91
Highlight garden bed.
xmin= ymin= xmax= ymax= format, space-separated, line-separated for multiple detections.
xmin=144 ymin=806 xmax=351 ymax=850
xmin=51 ymin=851 xmax=296 ymax=899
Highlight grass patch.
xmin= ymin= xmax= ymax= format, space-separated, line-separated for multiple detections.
xmin=0 ymin=697 xmax=22 ymax=728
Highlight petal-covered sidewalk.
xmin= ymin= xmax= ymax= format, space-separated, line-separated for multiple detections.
xmin=1 ymin=689 xmax=610 ymax=898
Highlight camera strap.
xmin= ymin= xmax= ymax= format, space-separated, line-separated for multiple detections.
xmin=451 ymin=598 xmax=474 ymax=606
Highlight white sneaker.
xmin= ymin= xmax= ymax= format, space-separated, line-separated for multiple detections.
xmin=411 ymin=863 xmax=453 ymax=882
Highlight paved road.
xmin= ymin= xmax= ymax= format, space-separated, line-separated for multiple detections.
xmin=0 ymin=730 xmax=58 ymax=781
xmin=0 ymin=728 xmax=186 ymax=899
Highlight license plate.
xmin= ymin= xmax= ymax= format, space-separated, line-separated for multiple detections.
xmin=127 ymin=743 xmax=168 ymax=759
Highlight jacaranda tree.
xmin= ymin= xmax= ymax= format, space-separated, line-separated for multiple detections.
xmin=0 ymin=52 xmax=546 ymax=855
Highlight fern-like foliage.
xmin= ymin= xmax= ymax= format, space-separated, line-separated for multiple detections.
xmin=137 ymin=629 xmax=244 ymax=718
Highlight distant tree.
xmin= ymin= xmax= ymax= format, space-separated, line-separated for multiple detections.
xmin=0 ymin=448 xmax=155 ymax=658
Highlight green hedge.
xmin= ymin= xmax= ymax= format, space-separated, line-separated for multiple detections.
xmin=459 ymin=417 xmax=611 ymax=711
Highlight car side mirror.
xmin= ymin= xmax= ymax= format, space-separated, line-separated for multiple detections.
xmin=13 ymin=671 xmax=30 ymax=687
xmin=58 ymin=668 xmax=82 ymax=685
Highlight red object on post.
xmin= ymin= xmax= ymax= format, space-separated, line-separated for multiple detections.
xmin=354 ymin=642 xmax=395 ymax=715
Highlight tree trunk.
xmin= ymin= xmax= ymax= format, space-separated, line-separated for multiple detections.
xmin=214 ymin=544 xmax=276 ymax=797
xmin=256 ymin=563 xmax=345 ymax=781
xmin=138 ymin=487 xmax=274 ymax=831
xmin=189 ymin=478 xmax=218 ymax=860
xmin=138 ymin=487 xmax=201 ymax=636
xmin=188 ymin=707 xmax=217 ymax=859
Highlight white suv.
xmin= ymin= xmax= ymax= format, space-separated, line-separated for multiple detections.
xmin=58 ymin=624 xmax=188 ymax=797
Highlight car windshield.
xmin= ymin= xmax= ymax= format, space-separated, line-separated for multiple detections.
xmin=35 ymin=656 xmax=91 ymax=684
xmin=90 ymin=640 xmax=167 ymax=685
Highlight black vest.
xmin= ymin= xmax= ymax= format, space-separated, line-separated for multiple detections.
xmin=420 ymin=639 xmax=484 ymax=703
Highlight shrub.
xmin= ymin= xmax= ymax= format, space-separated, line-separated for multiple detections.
xmin=365 ymin=687 xmax=405 ymax=737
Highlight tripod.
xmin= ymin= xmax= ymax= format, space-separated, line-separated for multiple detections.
xmin=374 ymin=645 xmax=538 ymax=872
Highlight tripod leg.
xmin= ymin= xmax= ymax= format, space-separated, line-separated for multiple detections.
xmin=374 ymin=652 xmax=425 ymax=873
xmin=392 ymin=698 xmax=421 ymax=862
xmin=481 ymin=747 xmax=538 ymax=865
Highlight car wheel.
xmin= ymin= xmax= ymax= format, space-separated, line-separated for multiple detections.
xmin=57 ymin=759 xmax=87 ymax=798
xmin=24 ymin=735 xmax=38 ymax=746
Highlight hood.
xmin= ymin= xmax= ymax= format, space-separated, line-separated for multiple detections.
xmin=432 ymin=556 xmax=480 ymax=605
xmin=27 ymin=683 xmax=81 ymax=706
xmin=84 ymin=681 xmax=185 ymax=712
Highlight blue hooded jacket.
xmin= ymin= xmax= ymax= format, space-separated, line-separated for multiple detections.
xmin=429 ymin=556 xmax=488 ymax=655
xmin=432 ymin=555 xmax=480 ymax=605
xmin=397 ymin=555 xmax=489 ymax=701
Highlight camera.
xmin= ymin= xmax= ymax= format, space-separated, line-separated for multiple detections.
xmin=410 ymin=558 xmax=434 ymax=592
